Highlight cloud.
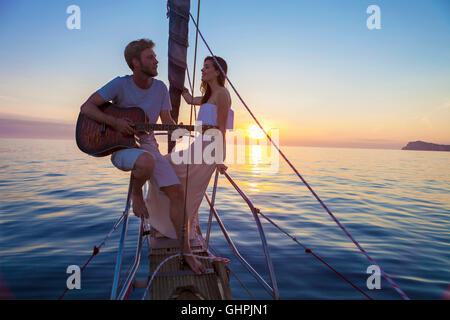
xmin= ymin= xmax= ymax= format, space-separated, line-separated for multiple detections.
xmin=0 ymin=117 xmax=75 ymax=140
xmin=437 ymin=100 xmax=450 ymax=112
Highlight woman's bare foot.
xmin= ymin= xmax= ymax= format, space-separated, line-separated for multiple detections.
xmin=183 ymin=252 xmax=206 ymax=275
xmin=131 ymin=191 xmax=149 ymax=219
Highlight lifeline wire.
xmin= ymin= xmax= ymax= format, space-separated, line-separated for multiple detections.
xmin=58 ymin=176 xmax=133 ymax=300
xmin=207 ymin=243 xmax=255 ymax=299
xmin=188 ymin=13 xmax=409 ymax=300
xmin=222 ymin=172 xmax=372 ymax=299
xmin=256 ymin=209 xmax=373 ymax=300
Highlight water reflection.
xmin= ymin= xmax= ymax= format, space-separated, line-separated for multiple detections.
xmin=250 ymin=144 xmax=262 ymax=165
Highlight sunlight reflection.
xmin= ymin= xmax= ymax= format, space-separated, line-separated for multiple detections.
xmin=250 ymin=144 xmax=262 ymax=165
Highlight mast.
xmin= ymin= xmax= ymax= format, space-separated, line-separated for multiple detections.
xmin=167 ymin=0 xmax=190 ymax=153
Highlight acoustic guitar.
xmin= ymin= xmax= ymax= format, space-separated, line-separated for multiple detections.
xmin=76 ymin=102 xmax=215 ymax=157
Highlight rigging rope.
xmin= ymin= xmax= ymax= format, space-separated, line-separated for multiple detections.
xmin=188 ymin=13 xmax=409 ymax=300
xmin=58 ymin=205 xmax=129 ymax=300
xmin=58 ymin=176 xmax=133 ymax=300
xmin=179 ymin=0 xmax=201 ymax=271
xmin=207 ymin=243 xmax=255 ymax=299
xmin=256 ymin=209 xmax=373 ymax=300
xmin=185 ymin=68 xmax=197 ymax=120
xmin=221 ymin=172 xmax=372 ymax=299
xmin=189 ymin=0 xmax=201 ymax=126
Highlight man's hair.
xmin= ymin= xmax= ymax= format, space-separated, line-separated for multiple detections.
xmin=124 ymin=39 xmax=155 ymax=70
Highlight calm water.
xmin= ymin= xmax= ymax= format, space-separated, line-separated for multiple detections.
xmin=0 ymin=137 xmax=449 ymax=300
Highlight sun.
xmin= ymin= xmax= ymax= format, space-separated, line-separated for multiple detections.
xmin=247 ymin=124 xmax=266 ymax=140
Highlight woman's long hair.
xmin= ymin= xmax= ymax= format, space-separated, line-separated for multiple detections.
xmin=201 ymin=56 xmax=228 ymax=104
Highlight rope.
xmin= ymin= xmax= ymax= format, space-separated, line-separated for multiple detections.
xmin=142 ymin=253 xmax=230 ymax=300
xmin=57 ymin=211 xmax=126 ymax=300
xmin=208 ymin=243 xmax=255 ymax=299
xmin=185 ymin=68 xmax=197 ymax=120
xmin=189 ymin=0 xmax=201 ymax=126
xmin=187 ymin=14 xmax=409 ymax=300
xmin=59 ymin=176 xmax=133 ymax=300
xmin=256 ymin=210 xmax=373 ymax=300
xmin=179 ymin=0 xmax=201 ymax=263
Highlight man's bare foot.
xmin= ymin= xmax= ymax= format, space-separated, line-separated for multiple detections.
xmin=131 ymin=191 xmax=149 ymax=219
xmin=183 ymin=253 xmax=206 ymax=275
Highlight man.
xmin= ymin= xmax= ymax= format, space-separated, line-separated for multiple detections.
xmin=80 ymin=39 xmax=205 ymax=275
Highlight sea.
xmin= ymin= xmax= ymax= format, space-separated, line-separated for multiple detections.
xmin=0 ymin=137 xmax=449 ymax=300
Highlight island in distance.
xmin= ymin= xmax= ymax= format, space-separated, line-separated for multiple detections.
xmin=402 ymin=141 xmax=450 ymax=152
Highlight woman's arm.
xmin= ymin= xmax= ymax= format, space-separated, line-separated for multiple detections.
xmin=182 ymin=87 xmax=203 ymax=105
xmin=215 ymin=89 xmax=231 ymax=134
xmin=215 ymin=89 xmax=231 ymax=167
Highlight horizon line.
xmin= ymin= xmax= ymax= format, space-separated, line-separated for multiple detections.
xmin=0 ymin=135 xmax=422 ymax=152
xmin=1 ymin=115 xmax=448 ymax=151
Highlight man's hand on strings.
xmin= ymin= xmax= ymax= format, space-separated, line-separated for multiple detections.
xmin=114 ymin=118 xmax=136 ymax=136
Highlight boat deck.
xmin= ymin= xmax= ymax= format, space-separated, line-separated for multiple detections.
xmin=142 ymin=236 xmax=232 ymax=300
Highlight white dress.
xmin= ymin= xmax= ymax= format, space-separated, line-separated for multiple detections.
xmin=144 ymin=103 xmax=234 ymax=239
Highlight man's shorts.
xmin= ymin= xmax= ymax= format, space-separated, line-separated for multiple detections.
xmin=111 ymin=143 xmax=180 ymax=188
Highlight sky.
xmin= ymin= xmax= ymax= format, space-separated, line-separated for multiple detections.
xmin=0 ymin=0 xmax=449 ymax=149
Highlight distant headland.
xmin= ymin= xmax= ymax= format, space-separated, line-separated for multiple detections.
xmin=402 ymin=141 xmax=450 ymax=152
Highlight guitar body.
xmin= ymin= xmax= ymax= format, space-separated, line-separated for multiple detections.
xmin=76 ymin=103 xmax=146 ymax=157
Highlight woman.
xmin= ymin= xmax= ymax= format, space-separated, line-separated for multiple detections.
xmin=144 ymin=56 xmax=233 ymax=272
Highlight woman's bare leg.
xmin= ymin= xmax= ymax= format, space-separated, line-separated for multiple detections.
xmin=160 ymin=184 xmax=206 ymax=274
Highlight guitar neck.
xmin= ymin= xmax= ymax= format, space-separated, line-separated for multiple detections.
xmin=134 ymin=123 xmax=199 ymax=132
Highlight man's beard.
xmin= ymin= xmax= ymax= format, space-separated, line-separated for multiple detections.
xmin=142 ymin=65 xmax=157 ymax=77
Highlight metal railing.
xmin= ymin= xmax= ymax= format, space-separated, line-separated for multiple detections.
xmin=204 ymin=170 xmax=280 ymax=300
xmin=116 ymin=219 xmax=145 ymax=300
xmin=110 ymin=169 xmax=280 ymax=300
xmin=110 ymin=179 xmax=133 ymax=300
xmin=110 ymin=181 xmax=146 ymax=300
